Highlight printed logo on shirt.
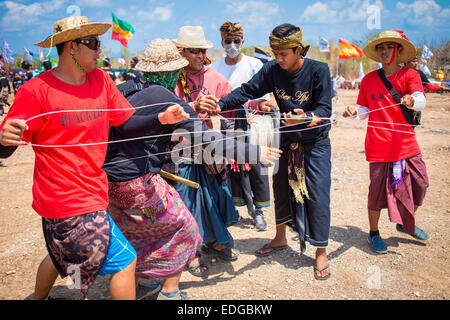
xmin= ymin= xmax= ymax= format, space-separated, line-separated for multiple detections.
xmin=190 ymin=84 xmax=211 ymax=96
xmin=60 ymin=105 xmax=106 ymax=127
xmin=275 ymin=87 xmax=310 ymax=105
xmin=370 ymin=90 xmax=407 ymax=102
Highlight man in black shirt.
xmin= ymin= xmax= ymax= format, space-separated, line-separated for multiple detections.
xmin=218 ymin=24 xmax=333 ymax=280
xmin=121 ymin=56 xmax=142 ymax=81
xmin=11 ymin=72 xmax=25 ymax=96
xmin=102 ymin=57 xmax=117 ymax=82
xmin=21 ymin=61 xmax=33 ymax=81
xmin=405 ymin=57 xmax=443 ymax=93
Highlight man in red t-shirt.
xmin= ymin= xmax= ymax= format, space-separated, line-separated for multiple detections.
xmin=343 ymin=30 xmax=430 ymax=254
xmin=0 ymin=16 xmax=188 ymax=299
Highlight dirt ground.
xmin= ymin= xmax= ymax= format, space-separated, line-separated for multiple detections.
xmin=0 ymin=89 xmax=448 ymax=300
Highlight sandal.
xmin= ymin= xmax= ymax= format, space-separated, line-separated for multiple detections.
xmin=213 ymin=247 xmax=240 ymax=261
xmin=314 ymin=264 xmax=331 ymax=281
xmin=255 ymin=243 xmax=288 ymax=257
xmin=201 ymin=242 xmax=239 ymax=261
xmin=185 ymin=261 xmax=209 ymax=277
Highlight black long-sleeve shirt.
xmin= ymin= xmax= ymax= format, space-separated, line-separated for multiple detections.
xmin=218 ymin=58 xmax=332 ymax=146
xmin=103 ymin=85 xmax=260 ymax=182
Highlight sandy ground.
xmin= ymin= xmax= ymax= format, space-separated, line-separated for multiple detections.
xmin=0 ymin=89 xmax=448 ymax=300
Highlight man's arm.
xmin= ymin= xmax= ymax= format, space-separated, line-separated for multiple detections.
xmin=217 ymin=63 xmax=272 ymax=111
xmin=305 ymin=64 xmax=332 ymax=119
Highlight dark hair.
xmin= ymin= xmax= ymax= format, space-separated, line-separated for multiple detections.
xmin=56 ymin=42 xmax=65 ymax=56
xmin=271 ymin=23 xmax=301 ymax=52
xmin=272 ymin=23 xmax=300 ymax=38
xmin=21 ymin=60 xmax=31 ymax=70
xmin=103 ymin=57 xmax=111 ymax=67
xmin=43 ymin=60 xmax=52 ymax=70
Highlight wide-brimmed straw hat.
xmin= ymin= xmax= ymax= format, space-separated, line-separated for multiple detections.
xmin=35 ymin=16 xmax=111 ymax=48
xmin=135 ymin=38 xmax=189 ymax=73
xmin=172 ymin=26 xmax=213 ymax=49
xmin=363 ymin=30 xmax=416 ymax=64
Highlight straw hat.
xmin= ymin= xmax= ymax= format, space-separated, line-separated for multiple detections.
xmin=172 ymin=26 xmax=213 ymax=49
xmin=363 ymin=30 xmax=416 ymax=64
xmin=135 ymin=38 xmax=189 ymax=73
xmin=35 ymin=16 xmax=111 ymax=48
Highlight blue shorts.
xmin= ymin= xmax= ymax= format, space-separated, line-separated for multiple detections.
xmin=98 ymin=214 xmax=136 ymax=276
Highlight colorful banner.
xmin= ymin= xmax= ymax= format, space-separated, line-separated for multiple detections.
xmin=1 ymin=40 xmax=15 ymax=64
xmin=111 ymin=13 xmax=135 ymax=47
xmin=253 ymin=46 xmax=273 ymax=64
xmin=338 ymin=38 xmax=364 ymax=59
xmin=421 ymin=44 xmax=433 ymax=61
xmin=319 ymin=36 xmax=329 ymax=52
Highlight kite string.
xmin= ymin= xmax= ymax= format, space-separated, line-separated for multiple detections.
xmin=24 ymin=97 xmax=450 ymax=149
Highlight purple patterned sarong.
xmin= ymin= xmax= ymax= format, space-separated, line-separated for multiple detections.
xmin=108 ymin=172 xmax=202 ymax=279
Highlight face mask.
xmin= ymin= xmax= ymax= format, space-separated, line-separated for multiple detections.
xmin=224 ymin=43 xmax=241 ymax=59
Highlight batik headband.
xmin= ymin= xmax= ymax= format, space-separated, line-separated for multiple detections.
xmin=269 ymin=29 xmax=310 ymax=56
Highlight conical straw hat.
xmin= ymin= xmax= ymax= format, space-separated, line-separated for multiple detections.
xmin=363 ymin=30 xmax=416 ymax=64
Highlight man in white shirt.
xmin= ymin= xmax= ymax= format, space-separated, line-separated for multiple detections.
xmin=210 ymin=21 xmax=273 ymax=231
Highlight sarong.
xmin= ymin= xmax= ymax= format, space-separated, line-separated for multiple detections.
xmin=368 ymin=153 xmax=429 ymax=235
xmin=170 ymin=163 xmax=240 ymax=248
xmin=42 ymin=211 xmax=111 ymax=297
xmin=108 ymin=172 xmax=201 ymax=279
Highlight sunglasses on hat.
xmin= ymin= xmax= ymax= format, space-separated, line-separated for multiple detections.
xmin=186 ymin=48 xmax=207 ymax=54
xmin=224 ymin=38 xmax=242 ymax=45
xmin=73 ymin=37 xmax=101 ymax=51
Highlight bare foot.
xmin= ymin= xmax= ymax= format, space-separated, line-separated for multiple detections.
xmin=314 ymin=248 xmax=331 ymax=279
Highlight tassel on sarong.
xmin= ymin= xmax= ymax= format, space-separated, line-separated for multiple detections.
xmin=288 ymin=142 xmax=309 ymax=204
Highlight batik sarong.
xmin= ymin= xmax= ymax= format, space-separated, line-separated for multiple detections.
xmin=42 ymin=211 xmax=111 ymax=297
xmin=108 ymin=172 xmax=202 ymax=279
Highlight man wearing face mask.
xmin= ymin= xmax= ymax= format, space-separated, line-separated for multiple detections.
xmin=211 ymin=22 xmax=273 ymax=231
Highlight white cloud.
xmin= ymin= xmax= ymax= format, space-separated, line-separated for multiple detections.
xmin=0 ymin=0 xmax=67 ymax=31
xmin=225 ymin=1 xmax=279 ymax=27
xmin=302 ymin=0 xmax=384 ymax=24
xmin=136 ymin=3 xmax=174 ymax=22
xmin=396 ymin=0 xmax=450 ymax=25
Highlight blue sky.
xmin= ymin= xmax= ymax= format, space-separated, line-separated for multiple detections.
xmin=1 ymin=0 xmax=449 ymax=58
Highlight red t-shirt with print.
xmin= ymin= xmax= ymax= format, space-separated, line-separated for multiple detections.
xmin=357 ymin=67 xmax=424 ymax=162
xmin=0 ymin=69 xmax=135 ymax=219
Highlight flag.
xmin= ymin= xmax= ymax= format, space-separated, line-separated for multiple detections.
xmin=24 ymin=47 xmax=33 ymax=61
xmin=338 ymin=38 xmax=364 ymax=59
xmin=419 ymin=61 xmax=431 ymax=76
xmin=253 ymin=46 xmax=273 ymax=64
xmin=1 ymin=40 xmax=15 ymax=64
xmin=117 ymin=57 xmax=126 ymax=66
xmin=421 ymin=44 xmax=433 ymax=61
xmin=436 ymin=69 xmax=444 ymax=81
xmin=358 ymin=61 xmax=365 ymax=80
xmin=38 ymin=48 xmax=45 ymax=62
xmin=319 ymin=36 xmax=329 ymax=52
xmin=111 ymin=13 xmax=135 ymax=47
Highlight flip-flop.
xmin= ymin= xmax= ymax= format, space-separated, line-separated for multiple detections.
xmin=314 ymin=264 xmax=331 ymax=281
xmin=255 ymin=243 xmax=288 ymax=257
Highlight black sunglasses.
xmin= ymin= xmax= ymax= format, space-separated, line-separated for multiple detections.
xmin=73 ymin=37 xmax=101 ymax=51
xmin=224 ymin=38 xmax=242 ymax=45
xmin=186 ymin=48 xmax=207 ymax=54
